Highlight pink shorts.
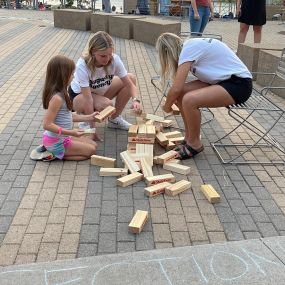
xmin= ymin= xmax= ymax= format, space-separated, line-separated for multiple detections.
xmin=42 ymin=134 xmax=72 ymax=159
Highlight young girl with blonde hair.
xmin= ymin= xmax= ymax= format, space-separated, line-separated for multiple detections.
xmin=41 ymin=55 xmax=97 ymax=161
xmin=68 ymin=31 xmax=142 ymax=132
xmin=156 ymin=33 xmax=252 ymax=160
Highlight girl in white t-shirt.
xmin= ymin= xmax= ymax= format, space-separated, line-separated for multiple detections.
xmin=156 ymin=33 xmax=252 ymax=160
xmin=69 ymin=31 xmax=142 ymax=134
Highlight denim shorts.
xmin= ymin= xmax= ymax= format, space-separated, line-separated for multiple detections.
xmin=217 ymin=75 xmax=252 ymax=105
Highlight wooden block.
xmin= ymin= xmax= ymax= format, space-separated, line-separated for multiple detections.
xmin=128 ymin=137 xmax=155 ymax=144
xmin=100 ymin=168 xmax=128 ymax=177
xmin=94 ymin=106 xmax=116 ymax=123
xmin=127 ymin=143 xmax=136 ymax=153
xmin=145 ymin=174 xmax=176 ymax=186
xmin=144 ymin=144 xmax=154 ymax=156
xmin=136 ymin=116 xmax=145 ymax=125
xmin=164 ymin=131 xmax=183 ymax=139
xmin=91 ymin=155 xmax=116 ymax=167
xmin=117 ymin=172 xmax=143 ymax=187
xmin=171 ymin=103 xmax=180 ymax=115
xmin=153 ymin=156 xmax=159 ymax=164
xmin=163 ymin=162 xmax=190 ymax=175
xmin=120 ymin=151 xmax=141 ymax=173
xmin=140 ymin=157 xmax=153 ymax=178
xmin=161 ymin=119 xmax=174 ymax=127
xmin=128 ymin=125 xmax=138 ymax=137
xmin=83 ymin=128 xmax=96 ymax=135
xmin=136 ymin=144 xmax=145 ymax=155
xmin=165 ymin=180 xmax=191 ymax=196
xmin=156 ymin=132 xmax=168 ymax=146
xmin=156 ymin=150 xmax=179 ymax=165
xmin=144 ymin=182 xmax=171 ymax=197
xmin=146 ymin=125 xmax=156 ymax=138
xmin=129 ymin=153 xmax=152 ymax=166
xmin=128 ymin=210 xmax=148 ymax=234
xmin=145 ymin=113 xmax=165 ymax=122
xmin=154 ymin=122 xmax=163 ymax=133
xmin=169 ymin=137 xmax=185 ymax=145
xmin=166 ymin=141 xmax=176 ymax=150
xmin=200 ymin=184 xmax=220 ymax=203
xmin=145 ymin=120 xmax=154 ymax=125
xmin=138 ymin=124 xmax=147 ymax=137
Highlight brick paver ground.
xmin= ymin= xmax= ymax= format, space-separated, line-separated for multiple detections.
xmin=0 ymin=9 xmax=285 ymax=266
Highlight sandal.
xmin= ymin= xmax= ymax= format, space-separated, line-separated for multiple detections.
xmin=173 ymin=139 xmax=187 ymax=152
xmin=176 ymin=143 xmax=204 ymax=160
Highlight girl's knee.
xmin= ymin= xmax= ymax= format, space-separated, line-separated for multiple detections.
xmin=97 ymin=99 xmax=113 ymax=111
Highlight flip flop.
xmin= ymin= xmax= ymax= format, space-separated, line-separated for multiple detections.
xmin=176 ymin=144 xmax=204 ymax=160
xmin=30 ymin=145 xmax=53 ymax=161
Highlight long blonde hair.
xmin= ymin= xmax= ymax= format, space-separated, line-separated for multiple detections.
xmin=84 ymin=31 xmax=114 ymax=75
xmin=42 ymin=55 xmax=75 ymax=111
xmin=156 ymin=33 xmax=183 ymax=89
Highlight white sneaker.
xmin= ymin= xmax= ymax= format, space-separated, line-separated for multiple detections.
xmin=108 ymin=115 xmax=131 ymax=130
xmin=78 ymin=122 xmax=90 ymax=129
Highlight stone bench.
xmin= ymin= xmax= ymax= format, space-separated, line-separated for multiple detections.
xmin=133 ymin=18 xmax=181 ymax=46
xmin=91 ymin=12 xmax=117 ymax=33
xmin=237 ymin=43 xmax=284 ymax=80
xmin=54 ymin=9 xmax=91 ymax=31
xmin=109 ymin=15 xmax=146 ymax=39
xmin=256 ymin=49 xmax=284 ymax=99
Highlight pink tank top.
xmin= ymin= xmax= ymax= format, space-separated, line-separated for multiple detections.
xmin=195 ymin=0 xmax=210 ymax=7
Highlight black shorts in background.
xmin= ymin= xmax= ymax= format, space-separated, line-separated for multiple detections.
xmin=68 ymin=86 xmax=80 ymax=101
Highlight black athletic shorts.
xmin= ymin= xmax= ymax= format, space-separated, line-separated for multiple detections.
xmin=68 ymin=86 xmax=80 ymax=101
xmin=217 ymin=75 xmax=252 ymax=105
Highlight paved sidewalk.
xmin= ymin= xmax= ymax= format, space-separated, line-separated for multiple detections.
xmin=0 ymin=9 xmax=285 ymax=271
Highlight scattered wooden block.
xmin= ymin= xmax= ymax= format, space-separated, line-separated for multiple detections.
xmin=161 ymin=119 xmax=173 ymax=127
xmin=145 ymin=174 xmax=176 ymax=186
xmin=128 ymin=210 xmax=148 ymax=234
xmin=156 ymin=150 xmax=179 ymax=165
xmin=165 ymin=180 xmax=191 ymax=196
xmin=166 ymin=141 xmax=176 ymax=150
xmin=154 ymin=122 xmax=163 ymax=133
xmin=120 ymin=151 xmax=141 ymax=173
xmin=94 ymin=106 xmax=116 ymax=122
xmin=200 ymin=184 xmax=220 ymax=203
xmin=163 ymin=162 xmax=190 ymax=175
xmin=169 ymin=137 xmax=185 ymax=145
xmin=171 ymin=103 xmax=180 ymax=115
xmin=117 ymin=172 xmax=143 ymax=187
xmin=100 ymin=168 xmax=128 ymax=177
xmin=140 ymin=157 xmax=153 ymax=178
xmin=156 ymin=132 xmax=168 ymax=146
xmin=164 ymin=131 xmax=183 ymax=139
xmin=128 ymin=125 xmax=139 ymax=137
xmin=145 ymin=113 xmax=165 ymax=122
xmin=144 ymin=182 xmax=171 ymax=197
xmin=91 ymin=155 xmax=116 ymax=167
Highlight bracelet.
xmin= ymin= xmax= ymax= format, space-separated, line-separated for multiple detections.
xmin=58 ymin=127 xmax=62 ymax=135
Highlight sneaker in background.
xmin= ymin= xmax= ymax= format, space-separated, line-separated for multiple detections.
xmin=107 ymin=115 xmax=131 ymax=130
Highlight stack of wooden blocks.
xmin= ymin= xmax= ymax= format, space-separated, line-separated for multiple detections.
xmin=90 ymin=108 xmax=220 ymax=235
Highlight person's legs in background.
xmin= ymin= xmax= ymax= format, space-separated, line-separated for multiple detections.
xmin=190 ymin=6 xmax=210 ymax=35
xmin=253 ymin=25 xmax=262 ymax=43
xmin=238 ymin=22 xmax=250 ymax=43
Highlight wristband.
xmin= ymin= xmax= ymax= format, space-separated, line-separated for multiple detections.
xmin=58 ymin=127 xmax=62 ymax=135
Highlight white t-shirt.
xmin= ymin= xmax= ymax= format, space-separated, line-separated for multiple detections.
xmin=71 ymin=53 xmax=128 ymax=95
xmin=178 ymin=38 xmax=252 ymax=84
